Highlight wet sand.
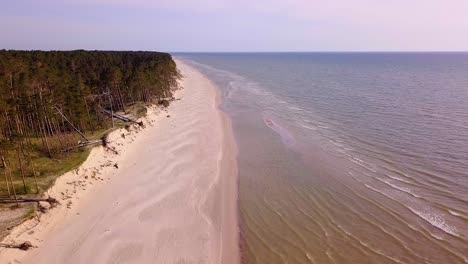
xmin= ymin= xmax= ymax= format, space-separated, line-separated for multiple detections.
xmin=0 ymin=60 xmax=239 ymax=264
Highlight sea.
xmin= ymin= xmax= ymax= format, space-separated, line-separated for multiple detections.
xmin=176 ymin=53 xmax=468 ymax=264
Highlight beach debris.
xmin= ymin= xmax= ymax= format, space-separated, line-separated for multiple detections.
xmin=106 ymin=147 xmax=119 ymax=155
xmin=0 ymin=241 xmax=34 ymax=251
xmin=114 ymin=163 xmax=119 ymax=169
xmin=167 ymin=115 xmax=170 ymax=118
xmin=98 ymin=107 xmax=144 ymax=126
xmin=57 ymin=139 xmax=103 ymax=153
xmin=101 ymin=134 xmax=109 ymax=147
xmin=158 ymin=99 xmax=170 ymax=107
xmin=37 ymin=201 xmax=48 ymax=213
xmin=0 ymin=197 xmax=59 ymax=206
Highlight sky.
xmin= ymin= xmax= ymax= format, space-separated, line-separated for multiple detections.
xmin=1 ymin=0 xmax=468 ymax=52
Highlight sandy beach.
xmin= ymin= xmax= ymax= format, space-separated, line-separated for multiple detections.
xmin=0 ymin=60 xmax=239 ymax=264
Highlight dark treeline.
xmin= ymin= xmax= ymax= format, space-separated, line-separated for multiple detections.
xmin=0 ymin=50 xmax=180 ymax=197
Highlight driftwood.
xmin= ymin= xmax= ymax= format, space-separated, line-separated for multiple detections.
xmin=105 ymin=147 xmax=119 ymax=155
xmin=0 ymin=196 xmax=59 ymax=205
xmin=98 ymin=108 xmax=143 ymax=126
xmin=0 ymin=241 xmax=34 ymax=251
xmin=99 ymin=134 xmax=118 ymax=154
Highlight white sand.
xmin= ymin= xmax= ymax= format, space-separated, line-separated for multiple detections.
xmin=0 ymin=60 xmax=239 ymax=264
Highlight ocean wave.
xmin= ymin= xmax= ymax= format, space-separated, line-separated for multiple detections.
xmin=357 ymin=174 xmax=460 ymax=239
xmin=302 ymin=124 xmax=317 ymax=130
xmin=348 ymin=156 xmax=378 ymax=173
xmin=408 ymin=207 xmax=459 ymax=238
xmin=385 ymin=173 xmax=412 ymax=184
xmin=287 ymin=105 xmax=303 ymax=111
xmin=448 ymin=210 xmax=462 ymax=217
xmin=364 ymin=184 xmax=388 ymax=197
xmin=448 ymin=210 xmax=468 ymax=221
xmin=380 ymin=179 xmax=421 ymax=198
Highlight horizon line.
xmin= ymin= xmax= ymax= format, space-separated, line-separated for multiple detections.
xmin=2 ymin=49 xmax=468 ymax=53
xmin=171 ymin=51 xmax=468 ymax=54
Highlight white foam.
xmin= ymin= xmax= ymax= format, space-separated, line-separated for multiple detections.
xmin=302 ymin=124 xmax=317 ymax=130
xmin=448 ymin=210 xmax=462 ymax=217
xmin=384 ymin=180 xmax=411 ymax=193
xmin=408 ymin=207 xmax=459 ymax=237
xmin=364 ymin=184 xmax=388 ymax=197
xmin=348 ymin=156 xmax=378 ymax=173
xmin=288 ymin=106 xmax=302 ymax=111
xmin=386 ymin=174 xmax=412 ymax=184
xmin=353 ymin=157 xmax=364 ymax=163
xmin=380 ymin=179 xmax=421 ymax=198
xmin=448 ymin=210 xmax=468 ymax=221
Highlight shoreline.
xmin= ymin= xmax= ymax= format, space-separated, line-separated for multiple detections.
xmin=211 ymin=62 xmax=240 ymax=264
xmin=0 ymin=59 xmax=240 ymax=264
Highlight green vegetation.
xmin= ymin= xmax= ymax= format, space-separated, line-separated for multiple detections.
xmin=0 ymin=50 xmax=180 ymax=199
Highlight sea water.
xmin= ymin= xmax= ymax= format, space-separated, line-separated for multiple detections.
xmin=177 ymin=53 xmax=468 ymax=264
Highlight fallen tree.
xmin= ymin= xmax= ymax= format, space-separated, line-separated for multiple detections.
xmin=98 ymin=108 xmax=144 ymax=126
xmin=0 ymin=196 xmax=58 ymax=206
xmin=0 ymin=241 xmax=34 ymax=251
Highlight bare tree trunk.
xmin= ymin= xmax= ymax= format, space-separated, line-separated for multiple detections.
xmin=107 ymin=87 xmax=115 ymax=128
xmin=16 ymin=147 xmax=27 ymax=194
xmin=40 ymin=117 xmax=52 ymax=158
xmin=21 ymin=141 xmax=39 ymax=194
xmin=1 ymin=157 xmax=18 ymax=206
xmin=116 ymin=84 xmax=126 ymax=112
xmin=83 ymin=98 xmax=94 ymax=132
xmin=53 ymin=106 xmax=89 ymax=142
xmin=1 ymin=157 xmax=11 ymax=197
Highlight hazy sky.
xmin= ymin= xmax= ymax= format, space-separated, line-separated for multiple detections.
xmin=1 ymin=0 xmax=468 ymax=52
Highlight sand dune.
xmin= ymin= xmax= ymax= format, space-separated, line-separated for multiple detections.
xmin=0 ymin=60 xmax=239 ymax=264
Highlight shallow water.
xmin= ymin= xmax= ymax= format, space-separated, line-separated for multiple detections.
xmin=177 ymin=53 xmax=468 ymax=264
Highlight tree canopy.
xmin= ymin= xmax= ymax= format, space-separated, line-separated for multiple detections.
xmin=0 ymin=50 xmax=181 ymax=197
xmin=0 ymin=50 xmax=180 ymax=140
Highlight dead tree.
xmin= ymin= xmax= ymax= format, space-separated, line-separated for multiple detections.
xmin=1 ymin=156 xmax=19 ymax=206
xmin=0 ymin=196 xmax=58 ymax=205
xmin=0 ymin=241 xmax=34 ymax=251
xmin=98 ymin=108 xmax=143 ymax=126
xmin=53 ymin=106 xmax=89 ymax=142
